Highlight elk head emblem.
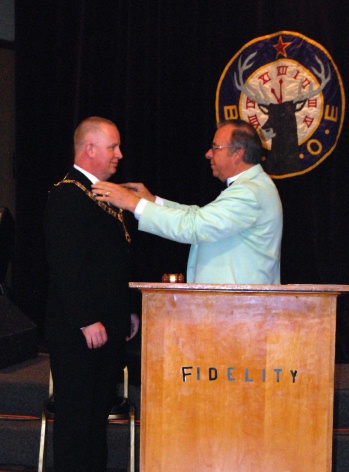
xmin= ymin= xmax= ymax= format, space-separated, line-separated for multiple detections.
xmin=234 ymin=52 xmax=331 ymax=175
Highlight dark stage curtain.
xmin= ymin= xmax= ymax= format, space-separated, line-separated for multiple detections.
xmin=14 ymin=1 xmax=349 ymax=357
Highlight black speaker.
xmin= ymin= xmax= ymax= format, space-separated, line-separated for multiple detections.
xmin=0 ymin=294 xmax=38 ymax=369
xmin=0 ymin=206 xmax=15 ymax=285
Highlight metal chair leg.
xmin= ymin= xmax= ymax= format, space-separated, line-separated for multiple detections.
xmin=128 ymin=403 xmax=136 ymax=472
xmin=38 ymin=405 xmax=47 ymax=472
xmin=39 ymin=368 xmax=134 ymax=471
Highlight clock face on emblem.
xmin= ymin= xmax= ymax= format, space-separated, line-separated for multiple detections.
xmin=216 ymin=31 xmax=345 ymax=179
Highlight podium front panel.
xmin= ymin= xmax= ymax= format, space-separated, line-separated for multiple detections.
xmin=133 ymin=284 xmax=347 ymax=472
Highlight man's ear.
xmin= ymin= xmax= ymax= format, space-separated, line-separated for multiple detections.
xmin=234 ymin=147 xmax=245 ymax=160
xmin=85 ymin=142 xmax=94 ymax=157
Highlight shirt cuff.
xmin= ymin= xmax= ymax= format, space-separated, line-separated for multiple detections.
xmin=134 ymin=196 xmax=164 ymax=220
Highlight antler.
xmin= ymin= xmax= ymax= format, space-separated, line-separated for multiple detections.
xmin=293 ymin=55 xmax=331 ymax=104
xmin=234 ymin=53 xmax=330 ymax=106
xmin=234 ymin=52 xmax=270 ymax=105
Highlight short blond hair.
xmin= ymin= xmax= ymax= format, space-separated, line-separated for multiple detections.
xmin=74 ymin=116 xmax=117 ymax=152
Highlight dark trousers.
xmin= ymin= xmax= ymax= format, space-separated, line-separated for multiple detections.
xmin=49 ymin=336 xmax=124 ymax=472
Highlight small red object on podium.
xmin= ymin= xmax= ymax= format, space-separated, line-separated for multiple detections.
xmin=162 ymin=273 xmax=184 ymax=283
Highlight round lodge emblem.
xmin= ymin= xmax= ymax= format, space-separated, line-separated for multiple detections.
xmin=216 ymin=31 xmax=345 ymax=178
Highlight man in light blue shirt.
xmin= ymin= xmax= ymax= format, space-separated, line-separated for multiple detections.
xmin=93 ymin=119 xmax=283 ymax=284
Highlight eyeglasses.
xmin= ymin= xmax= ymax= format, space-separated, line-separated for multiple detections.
xmin=210 ymin=144 xmax=236 ymax=151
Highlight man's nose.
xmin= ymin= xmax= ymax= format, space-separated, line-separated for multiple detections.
xmin=205 ymin=149 xmax=213 ymax=159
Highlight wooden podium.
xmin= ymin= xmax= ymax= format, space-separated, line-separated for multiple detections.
xmin=130 ymin=283 xmax=349 ymax=472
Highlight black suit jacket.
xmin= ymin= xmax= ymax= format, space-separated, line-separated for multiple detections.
xmin=44 ymin=168 xmax=132 ymax=344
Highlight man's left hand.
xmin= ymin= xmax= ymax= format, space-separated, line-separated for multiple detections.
xmin=92 ymin=181 xmax=140 ymax=213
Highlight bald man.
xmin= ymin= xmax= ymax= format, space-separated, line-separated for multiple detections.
xmin=44 ymin=116 xmax=138 ymax=472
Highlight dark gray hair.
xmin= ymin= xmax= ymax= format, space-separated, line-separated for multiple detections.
xmin=217 ymin=119 xmax=263 ymax=165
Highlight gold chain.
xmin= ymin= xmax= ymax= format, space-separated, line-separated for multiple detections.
xmin=53 ymin=178 xmax=131 ymax=243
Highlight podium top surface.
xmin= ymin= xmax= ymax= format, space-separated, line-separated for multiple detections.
xmin=129 ymin=282 xmax=349 ymax=294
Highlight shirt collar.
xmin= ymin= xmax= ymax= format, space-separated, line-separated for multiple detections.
xmin=74 ymin=164 xmax=99 ymax=184
xmin=226 ymin=170 xmax=247 ymax=187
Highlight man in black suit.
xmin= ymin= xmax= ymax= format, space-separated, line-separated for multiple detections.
xmin=44 ymin=116 xmax=139 ymax=472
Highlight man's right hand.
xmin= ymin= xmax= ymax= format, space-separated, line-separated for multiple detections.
xmin=81 ymin=321 xmax=108 ymax=349
xmin=92 ymin=182 xmax=141 ymax=213
xmin=121 ymin=182 xmax=156 ymax=202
